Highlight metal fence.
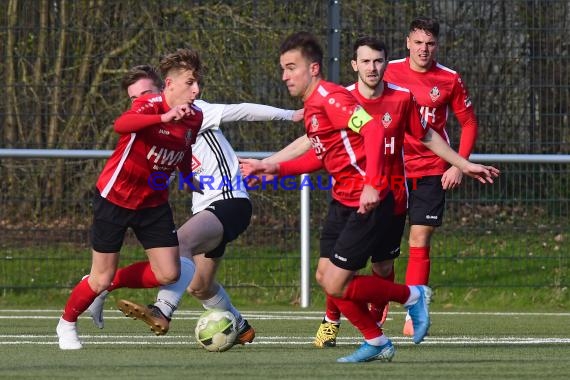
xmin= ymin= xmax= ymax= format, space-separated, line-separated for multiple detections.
xmin=0 ymin=1 xmax=569 ymax=301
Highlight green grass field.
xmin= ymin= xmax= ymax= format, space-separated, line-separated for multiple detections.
xmin=2 ymin=305 xmax=569 ymax=379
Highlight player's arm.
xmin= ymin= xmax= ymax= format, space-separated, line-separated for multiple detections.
xmin=441 ymin=74 xmax=479 ymax=188
xmin=219 ymin=103 xmax=304 ymax=123
xmin=263 ymin=134 xmax=311 ymax=164
xmin=326 ymin=90 xmax=385 ymax=213
xmin=420 ymin=128 xmax=499 ymax=184
xmin=240 ymin=149 xmax=322 ymax=178
xmin=451 ymin=74 xmax=479 ymax=160
xmin=115 ymin=102 xmax=192 ymax=133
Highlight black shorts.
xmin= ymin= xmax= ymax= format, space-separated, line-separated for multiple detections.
xmin=370 ymin=213 xmax=406 ymax=263
xmin=407 ymin=175 xmax=446 ymax=226
xmin=203 ymin=198 xmax=252 ymax=258
xmin=90 ymin=192 xmax=178 ymax=253
xmin=320 ymin=192 xmax=394 ymax=271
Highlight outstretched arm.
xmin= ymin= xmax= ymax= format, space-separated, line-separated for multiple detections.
xmin=421 ymin=129 xmax=499 ymax=184
xmin=220 ymin=103 xmax=303 ymax=123
xmin=263 ymin=134 xmax=311 ymax=164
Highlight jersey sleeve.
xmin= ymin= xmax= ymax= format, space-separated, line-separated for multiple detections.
xmin=450 ymin=73 xmax=478 ymax=158
xmin=114 ymin=97 xmax=162 ymax=134
xmin=278 ymin=149 xmax=323 ymax=176
xmin=194 ymin=100 xmax=224 ymax=133
xmin=321 ymin=89 xmax=364 ymax=131
xmin=220 ymin=103 xmax=295 ymax=122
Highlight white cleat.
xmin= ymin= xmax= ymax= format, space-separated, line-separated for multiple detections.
xmin=87 ymin=290 xmax=108 ymax=329
xmin=56 ymin=318 xmax=82 ymax=350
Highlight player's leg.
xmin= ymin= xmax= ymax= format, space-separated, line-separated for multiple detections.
xmin=313 ymin=201 xmax=351 ymax=348
xmin=115 ymin=208 xmax=222 ymax=334
xmin=404 ymin=176 xmax=444 ymax=335
xmin=57 ymin=250 xmax=119 ymax=349
xmin=369 ymin=212 xmax=406 ymax=326
xmin=58 ymin=191 xmax=126 ymax=349
xmin=89 ymin=202 xmax=179 ymax=330
xmin=187 ymin=199 xmax=255 ymax=344
xmin=320 ymin=197 xmax=397 ymax=362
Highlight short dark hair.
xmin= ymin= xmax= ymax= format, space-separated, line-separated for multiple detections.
xmin=352 ymin=35 xmax=388 ymax=61
xmin=159 ymin=48 xmax=202 ymax=82
xmin=409 ymin=17 xmax=440 ymax=38
xmin=279 ymin=31 xmax=323 ymax=72
xmin=121 ymin=65 xmax=162 ymax=92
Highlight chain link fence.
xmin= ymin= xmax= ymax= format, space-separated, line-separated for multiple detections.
xmin=0 ymin=1 xmax=568 ymax=301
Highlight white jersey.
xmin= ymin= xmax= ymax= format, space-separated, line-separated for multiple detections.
xmin=191 ymin=100 xmax=295 ymax=214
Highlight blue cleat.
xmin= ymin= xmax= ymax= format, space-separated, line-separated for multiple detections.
xmin=336 ymin=340 xmax=395 ymax=363
xmin=405 ymin=285 xmax=432 ymax=344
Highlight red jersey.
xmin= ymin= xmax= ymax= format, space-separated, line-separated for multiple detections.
xmin=96 ymin=93 xmax=203 ymax=210
xmin=347 ymin=81 xmax=427 ymax=215
xmin=302 ymin=80 xmax=387 ymax=208
xmin=384 ymin=57 xmax=478 ymax=177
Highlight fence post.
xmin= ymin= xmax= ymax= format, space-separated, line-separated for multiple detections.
xmin=300 ymin=173 xmax=311 ymax=307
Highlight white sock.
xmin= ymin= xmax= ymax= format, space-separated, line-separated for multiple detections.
xmin=324 ymin=315 xmax=340 ymax=325
xmin=365 ymin=334 xmax=390 ymax=347
xmin=403 ymin=286 xmax=420 ymax=307
xmin=154 ymin=257 xmax=195 ymax=318
xmin=202 ymin=285 xmax=244 ymax=329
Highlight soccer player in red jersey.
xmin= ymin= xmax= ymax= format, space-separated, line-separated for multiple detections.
xmin=56 ymin=49 xmax=203 ymax=350
xmin=383 ymin=17 xmax=481 ymax=336
xmin=312 ymin=36 xmax=499 ymax=348
xmin=241 ymin=31 xmax=495 ymax=363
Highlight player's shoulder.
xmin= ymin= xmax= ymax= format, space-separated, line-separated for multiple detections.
xmin=386 ymin=82 xmax=411 ymax=94
xmin=432 ymin=61 xmax=463 ymax=81
xmin=312 ymin=80 xmax=353 ymax=105
xmin=386 ymin=58 xmax=407 ymax=71
xmin=129 ymin=93 xmax=164 ymax=114
xmin=137 ymin=92 xmax=163 ymax=104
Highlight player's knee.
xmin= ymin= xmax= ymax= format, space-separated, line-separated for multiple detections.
xmin=372 ymin=261 xmax=393 ymax=278
xmin=187 ymin=285 xmax=208 ymax=299
xmin=315 ymin=270 xmax=325 ymax=285
xmin=89 ymin=276 xmax=112 ymax=293
xmin=154 ymin=269 xmax=180 ymax=285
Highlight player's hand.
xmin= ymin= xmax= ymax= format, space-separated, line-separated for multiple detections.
xmin=442 ymin=166 xmax=463 ymax=189
xmin=292 ymin=108 xmax=305 ymax=122
xmin=462 ymin=163 xmax=500 ymax=184
xmin=161 ymin=104 xmax=192 ymax=123
xmin=357 ymin=184 xmax=380 ymax=214
xmin=239 ymin=158 xmax=279 ymax=187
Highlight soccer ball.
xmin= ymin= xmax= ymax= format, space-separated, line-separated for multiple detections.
xmin=195 ymin=308 xmax=238 ymax=352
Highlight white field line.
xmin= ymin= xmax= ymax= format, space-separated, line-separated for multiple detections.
xmin=2 ymin=335 xmax=570 ymax=346
xmin=1 ymin=310 xmax=569 ymax=346
xmin=1 ymin=310 xmax=570 ymax=320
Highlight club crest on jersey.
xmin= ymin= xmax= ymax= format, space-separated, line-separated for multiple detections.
xmin=381 ymin=112 xmax=392 ymax=128
xmin=310 ymin=115 xmax=319 ymax=132
xmin=429 ymin=86 xmax=440 ymax=102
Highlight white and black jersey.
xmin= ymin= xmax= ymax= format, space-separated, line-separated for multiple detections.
xmin=191 ymin=100 xmax=295 ymax=214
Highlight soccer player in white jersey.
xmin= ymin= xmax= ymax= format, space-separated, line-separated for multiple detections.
xmin=86 ymin=65 xmax=303 ymax=344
